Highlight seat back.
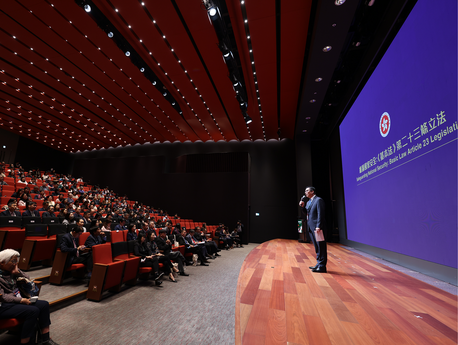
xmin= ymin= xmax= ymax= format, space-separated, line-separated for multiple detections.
xmin=80 ymin=232 xmax=90 ymax=244
xmin=110 ymin=231 xmax=124 ymax=243
xmin=92 ymin=243 xmax=113 ymax=264
xmin=22 ymin=216 xmax=42 ymax=227
xmin=48 ymin=224 xmax=67 ymax=238
xmin=0 ymin=217 xmax=21 ymax=228
xmin=42 ymin=217 xmax=59 ymax=225
xmin=25 ymin=224 xmax=48 ymax=238
xmin=111 ymin=241 xmax=129 ymax=260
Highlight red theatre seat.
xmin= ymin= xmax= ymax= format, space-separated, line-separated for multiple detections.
xmin=87 ymin=243 xmax=125 ymax=302
xmin=112 ymin=241 xmax=140 ymax=286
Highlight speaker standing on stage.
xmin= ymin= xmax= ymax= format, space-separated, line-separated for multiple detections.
xmin=299 ymin=186 xmax=327 ymax=273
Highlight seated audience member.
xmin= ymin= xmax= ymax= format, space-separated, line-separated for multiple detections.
xmin=75 ymin=218 xmax=87 ymax=232
xmin=163 ymin=221 xmax=173 ymax=236
xmin=186 ymin=229 xmax=212 ymax=259
xmin=60 ymin=226 xmax=92 ymax=279
xmin=101 ymin=219 xmax=111 ymax=232
xmin=82 ymin=211 xmax=92 ymax=225
xmin=195 ymin=227 xmax=220 ymax=257
xmin=42 ymin=205 xmax=56 ymax=218
xmin=62 ymin=212 xmax=77 ymax=225
xmin=45 ymin=196 xmax=55 ymax=207
xmin=57 ymin=208 xmax=67 ymax=220
xmin=231 ymin=228 xmax=243 ymax=248
xmin=0 ymin=201 xmax=21 ymax=217
xmin=0 ymin=175 xmax=7 ymax=185
xmin=34 ymin=191 xmax=46 ymax=200
xmin=146 ymin=231 xmax=176 ymax=282
xmin=22 ymin=201 xmax=40 ymax=217
xmin=215 ymin=226 xmax=233 ymax=250
xmin=85 ymin=226 xmax=107 ymax=248
xmin=172 ymin=223 xmax=181 ymax=237
xmin=114 ymin=219 xmax=127 ymax=231
xmin=0 ymin=249 xmax=59 ymax=345
xmin=177 ymin=229 xmax=209 ymax=266
xmin=18 ymin=194 xmax=30 ymax=207
xmin=140 ymin=222 xmax=150 ymax=237
xmin=126 ymin=223 xmax=137 ymax=241
xmin=132 ymin=233 xmax=163 ymax=286
xmin=38 ymin=201 xmax=49 ymax=213
xmin=156 ymin=229 xmax=188 ymax=276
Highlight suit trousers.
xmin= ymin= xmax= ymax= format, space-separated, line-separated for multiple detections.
xmin=309 ymin=229 xmax=327 ymax=268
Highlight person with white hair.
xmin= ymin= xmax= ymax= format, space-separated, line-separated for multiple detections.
xmin=0 ymin=249 xmax=58 ymax=345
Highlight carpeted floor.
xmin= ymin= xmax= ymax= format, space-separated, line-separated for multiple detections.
xmin=46 ymin=244 xmax=256 ymax=345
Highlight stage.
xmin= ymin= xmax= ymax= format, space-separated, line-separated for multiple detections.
xmin=235 ymin=239 xmax=457 ymax=345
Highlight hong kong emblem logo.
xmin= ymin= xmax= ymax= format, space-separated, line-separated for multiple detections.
xmin=379 ymin=112 xmax=391 ymax=137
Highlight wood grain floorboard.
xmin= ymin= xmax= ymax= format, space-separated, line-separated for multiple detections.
xmin=235 ymin=240 xmax=456 ymax=345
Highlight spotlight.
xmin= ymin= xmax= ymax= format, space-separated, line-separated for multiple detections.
xmin=125 ymin=51 xmax=131 ymax=56
xmin=108 ymin=32 xmax=114 ymax=38
xmin=84 ymin=4 xmax=91 ymax=12
xmin=208 ymin=7 xmax=217 ymax=16
xmin=152 ymin=81 xmax=157 ymax=85
xmin=244 ymin=114 xmax=252 ymax=124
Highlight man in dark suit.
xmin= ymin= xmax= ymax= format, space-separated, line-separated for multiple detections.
xmin=177 ymin=229 xmax=209 ymax=266
xmin=300 ymin=186 xmax=327 ymax=273
xmin=60 ymin=227 xmax=92 ymax=277
xmin=84 ymin=226 xmax=107 ymax=248
xmin=42 ymin=205 xmax=56 ymax=218
xmin=0 ymin=201 xmax=21 ymax=217
xmin=22 ymin=201 xmax=40 ymax=217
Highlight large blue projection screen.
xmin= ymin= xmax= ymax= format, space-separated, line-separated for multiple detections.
xmin=339 ymin=0 xmax=457 ymax=268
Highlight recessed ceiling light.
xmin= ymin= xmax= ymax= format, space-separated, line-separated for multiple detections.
xmin=309 ymin=99 xmax=316 ymax=103
xmin=315 ymin=77 xmax=323 ymax=82
xmin=323 ymin=46 xmax=332 ymax=52
xmin=335 ymin=0 xmax=346 ymax=5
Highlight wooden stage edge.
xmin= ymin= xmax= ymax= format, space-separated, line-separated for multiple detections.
xmin=235 ymin=239 xmax=458 ymax=345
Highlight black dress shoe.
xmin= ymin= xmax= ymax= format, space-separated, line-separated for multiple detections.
xmin=200 ymin=263 xmax=209 ymax=266
xmin=311 ymin=267 xmax=327 ymax=273
xmin=169 ymin=277 xmax=177 ymax=283
xmin=215 ymin=253 xmax=221 ymax=257
xmin=309 ymin=265 xmax=317 ymax=269
xmin=179 ymin=272 xmax=189 ymax=276
xmin=155 ymin=280 xmax=163 ymax=286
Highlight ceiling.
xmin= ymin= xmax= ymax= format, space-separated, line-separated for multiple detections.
xmin=0 ymin=0 xmax=414 ymax=153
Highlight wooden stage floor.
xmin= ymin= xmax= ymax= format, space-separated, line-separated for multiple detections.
xmin=235 ymin=239 xmax=457 ymax=345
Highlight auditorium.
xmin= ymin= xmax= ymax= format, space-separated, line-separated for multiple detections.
xmin=0 ymin=0 xmax=456 ymax=344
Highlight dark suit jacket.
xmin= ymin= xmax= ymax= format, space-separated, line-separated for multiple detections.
xmin=84 ymin=234 xmax=107 ymax=248
xmin=42 ymin=212 xmax=56 ymax=218
xmin=155 ymin=236 xmax=172 ymax=255
xmin=60 ymin=233 xmax=79 ymax=266
xmin=177 ymin=235 xmax=191 ymax=248
xmin=22 ymin=209 xmax=40 ymax=217
xmin=0 ymin=210 xmax=21 ymax=217
xmin=306 ymin=196 xmax=326 ymax=233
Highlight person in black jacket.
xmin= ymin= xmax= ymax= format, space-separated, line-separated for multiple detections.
xmin=0 ymin=201 xmax=21 ymax=217
xmin=22 ymin=201 xmax=40 ymax=217
xmin=60 ymin=227 xmax=92 ymax=278
xmin=146 ymin=231 xmax=176 ymax=283
xmin=177 ymin=229 xmax=209 ymax=266
xmin=84 ymin=226 xmax=107 ymax=249
xmin=133 ymin=233 xmax=163 ymax=285
xmin=195 ymin=227 xmax=220 ymax=256
xmin=156 ymin=229 xmax=188 ymax=276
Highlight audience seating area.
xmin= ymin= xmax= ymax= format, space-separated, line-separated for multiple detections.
xmin=0 ymin=163 xmax=234 ymax=307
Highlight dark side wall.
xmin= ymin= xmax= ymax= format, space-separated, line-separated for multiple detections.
xmin=71 ymin=139 xmax=298 ymax=244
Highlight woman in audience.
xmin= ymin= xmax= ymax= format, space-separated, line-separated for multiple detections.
xmin=133 ymin=233 xmax=163 ymax=286
xmin=126 ymin=223 xmax=138 ymax=241
xmin=146 ymin=231 xmax=177 ymax=282
xmin=62 ymin=211 xmax=76 ymax=225
xmin=0 ymin=249 xmax=59 ymax=345
xmin=101 ymin=219 xmax=111 ymax=232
